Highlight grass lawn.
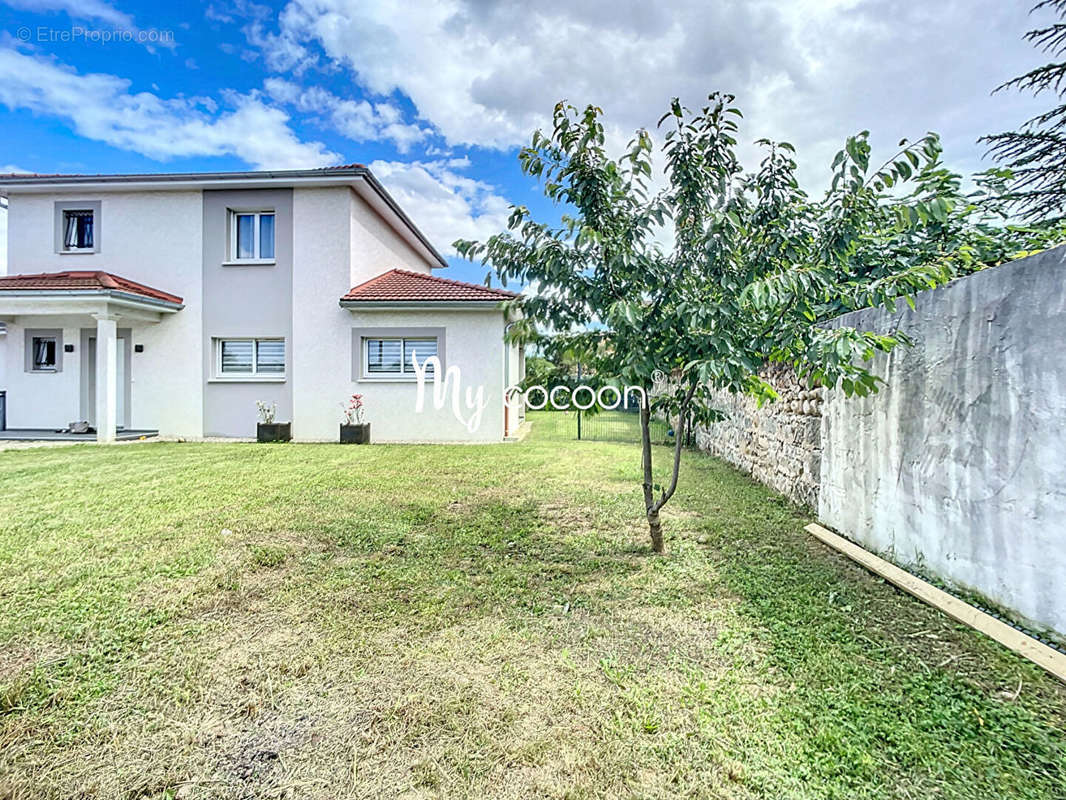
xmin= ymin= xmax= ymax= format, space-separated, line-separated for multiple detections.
xmin=1 ymin=416 xmax=1064 ymax=799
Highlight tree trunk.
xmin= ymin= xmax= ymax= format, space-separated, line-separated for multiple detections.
xmin=647 ymin=509 xmax=665 ymax=554
xmin=639 ymin=395 xmax=659 ymax=552
xmin=639 ymin=385 xmax=695 ymax=555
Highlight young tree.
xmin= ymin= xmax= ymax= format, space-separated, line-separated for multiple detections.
xmin=983 ymin=0 xmax=1066 ymax=220
xmin=456 ymin=95 xmax=979 ymax=554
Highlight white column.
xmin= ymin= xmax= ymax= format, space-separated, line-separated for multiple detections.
xmin=94 ymin=313 xmax=119 ymax=443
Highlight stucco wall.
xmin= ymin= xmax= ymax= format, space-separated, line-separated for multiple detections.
xmin=201 ymin=189 xmax=293 ymax=437
xmin=3 ymin=183 xmax=498 ymax=442
xmin=1 ymin=320 xmax=80 ymax=427
xmin=504 ymin=338 xmax=525 ymax=436
xmin=291 ymin=186 xmax=353 ymax=441
xmin=820 ymin=246 xmax=1066 ymax=637
xmin=3 ymin=191 xmax=203 ymax=435
xmin=291 ymin=187 xmax=503 ymax=442
xmin=694 ymin=365 xmax=823 ymax=507
xmin=349 ymin=187 xmax=436 ymax=286
xmin=346 ymin=307 xmax=507 ymax=442
xmin=0 ymin=330 xmax=6 ymax=400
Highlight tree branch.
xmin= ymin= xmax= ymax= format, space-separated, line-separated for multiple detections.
xmin=652 ymin=382 xmax=697 ymax=513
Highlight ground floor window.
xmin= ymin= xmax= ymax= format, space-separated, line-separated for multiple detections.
xmin=365 ymin=336 xmax=437 ymax=376
xmin=32 ymin=336 xmax=57 ymax=371
xmin=216 ymin=338 xmax=285 ymax=377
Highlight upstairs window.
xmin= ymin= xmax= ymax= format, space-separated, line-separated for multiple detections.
xmin=216 ymin=338 xmax=285 ymax=377
xmin=365 ymin=337 xmax=437 ymax=377
xmin=62 ymin=210 xmax=94 ymax=251
xmin=32 ymin=336 xmax=57 ymax=371
xmin=230 ymin=211 xmax=275 ymax=262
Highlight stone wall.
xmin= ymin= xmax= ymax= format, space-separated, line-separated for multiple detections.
xmin=694 ymin=364 xmax=823 ymax=507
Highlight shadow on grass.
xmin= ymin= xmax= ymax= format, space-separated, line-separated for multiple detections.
xmin=679 ymin=457 xmax=1066 ymax=799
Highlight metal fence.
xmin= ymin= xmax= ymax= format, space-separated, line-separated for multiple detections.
xmin=527 ymin=408 xmax=678 ymax=444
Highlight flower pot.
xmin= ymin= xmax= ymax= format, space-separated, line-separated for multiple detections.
xmin=257 ymin=422 xmax=291 ymax=442
xmin=340 ymin=423 xmax=370 ymax=444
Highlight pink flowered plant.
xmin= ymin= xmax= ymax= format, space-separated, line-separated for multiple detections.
xmin=341 ymin=393 xmax=365 ymax=425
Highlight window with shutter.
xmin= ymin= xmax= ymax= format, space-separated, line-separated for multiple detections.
xmin=216 ymin=338 xmax=285 ymax=378
xmin=364 ymin=337 xmax=438 ymax=377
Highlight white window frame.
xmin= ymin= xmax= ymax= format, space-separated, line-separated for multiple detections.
xmin=213 ymin=337 xmax=286 ymax=382
xmin=227 ymin=210 xmax=276 ymax=264
xmin=362 ymin=336 xmax=438 ymax=381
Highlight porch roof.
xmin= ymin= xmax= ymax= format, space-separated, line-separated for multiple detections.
xmin=340 ymin=268 xmax=518 ymax=308
xmin=0 ymin=270 xmax=183 ymax=310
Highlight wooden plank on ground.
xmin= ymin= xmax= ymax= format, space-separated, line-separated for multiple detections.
xmin=804 ymin=522 xmax=1066 ymax=684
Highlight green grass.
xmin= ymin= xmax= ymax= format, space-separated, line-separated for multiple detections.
xmin=0 ymin=419 xmax=1063 ymax=799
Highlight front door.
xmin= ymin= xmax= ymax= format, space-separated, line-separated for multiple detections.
xmin=87 ymin=336 xmax=127 ymax=429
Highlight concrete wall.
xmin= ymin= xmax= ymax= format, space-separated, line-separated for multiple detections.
xmin=3 ymin=191 xmax=203 ymax=435
xmin=348 ymin=307 xmax=508 ymax=442
xmin=504 ymin=338 xmax=525 ymax=436
xmin=202 ymin=189 xmax=293 ymax=437
xmin=2 ymin=184 xmax=505 ymax=442
xmin=349 ymin=187 xmax=436 ymax=287
xmin=694 ymin=364 xmax=823 ymax=507
xmin=291 ymin=187 xmax=353 ymax=441
xmin=820 ymin=246 xmax=1066 ymax=638
xmin=0 ymin=320 xmax=80 ymax=427
xmin=0 ymin=329 xmax=6 ymax=405
xmin=291 ymin=187 xmax=497 ymax=442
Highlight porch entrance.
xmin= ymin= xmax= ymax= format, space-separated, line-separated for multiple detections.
xmin=86 ymin=334 xmax=128 ymax=429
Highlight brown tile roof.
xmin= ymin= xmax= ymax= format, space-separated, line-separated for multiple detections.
xmin=0 ymin=271 xmax=183 ymax=305
xmin=342 ymin=268 xmax=518 ymax=303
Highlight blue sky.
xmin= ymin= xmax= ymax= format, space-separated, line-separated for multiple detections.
xmin=0 ymin=0 xmax=1057 ymax=283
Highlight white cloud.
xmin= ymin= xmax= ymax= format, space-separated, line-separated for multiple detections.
xmin=264 ymin=77 xmax=429 ymax=152
xmin=2 ymin=0 xmax=133 ymax=27
xmin=0 ymin=48 xmax=341 ymax=169
xmin=252 ymin=0 xmax=1055 ymax=189
xmin=3 ymin=0 xmax=178 ymax=52
xmin=368 ymin=158 xmax=511 ymax=256
xmin=252 ymin=0 xmax=808 ymax=151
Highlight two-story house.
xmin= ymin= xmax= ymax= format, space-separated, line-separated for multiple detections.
xmin=0 ymin=166 xmax=524 ymax=442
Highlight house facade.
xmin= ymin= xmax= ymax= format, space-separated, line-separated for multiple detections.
xmin=0 ymin=166 xmax=524 ymax=442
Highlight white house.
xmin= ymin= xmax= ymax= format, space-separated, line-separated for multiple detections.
xmin=0 ymin=166 xmax=524 ymax=442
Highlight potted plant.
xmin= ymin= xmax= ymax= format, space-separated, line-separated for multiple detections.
xmin=339 ymin=394 xmax=370 ymax=443
xmin=256 ymin=401 xmax=291 ymax=442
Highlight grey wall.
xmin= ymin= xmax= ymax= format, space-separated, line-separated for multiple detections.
xmin=202 ymin=189 xmax=293 ymax=437
xmin=820 ymin=245 xmax=1066 ymax=639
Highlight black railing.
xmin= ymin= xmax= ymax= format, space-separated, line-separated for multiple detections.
xmin=527 ymin=408 xmax=677 ymax=445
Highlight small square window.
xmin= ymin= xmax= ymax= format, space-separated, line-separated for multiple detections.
xmin=32 ymin=337 xmax=57 ymax=371
xmin=230 ymin=211 xmax=275 ymax=261
xmin=62 ymin=210 xmax=94 ymax=251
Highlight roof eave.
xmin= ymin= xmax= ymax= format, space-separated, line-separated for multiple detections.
xmin=0 ymin=288 xmax=184 ymax=311
xmin=355 ymin=171 xmax=449 ymax=269
xmin=0 ymin=166 xmax=449 ymax=271
xmin=339 ymin=299 xmax=511 ymax=310
xmin=0 ymin=166 xmax=369 ymax=188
